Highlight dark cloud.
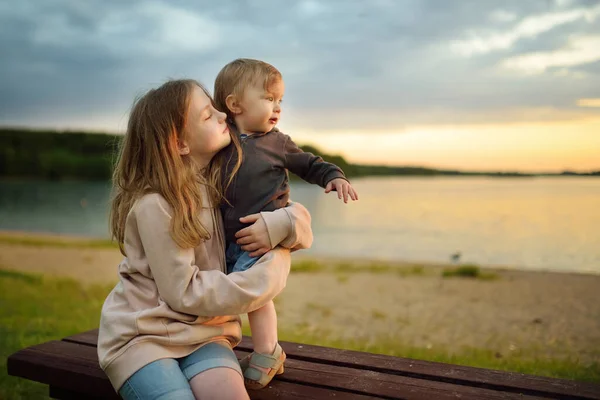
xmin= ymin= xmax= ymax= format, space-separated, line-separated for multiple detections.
xmin=1 ymin=0 xmax=599 ymax=130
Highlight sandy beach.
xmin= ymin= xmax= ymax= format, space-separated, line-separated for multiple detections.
xmin=1 ymin=230 xmax=599 ymax=365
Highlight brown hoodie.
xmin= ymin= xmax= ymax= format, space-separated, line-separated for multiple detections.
xmin=221 ymin=126 xmax=346 ymax=243
xmin=97 ymin=187 xmax=312 ymax=391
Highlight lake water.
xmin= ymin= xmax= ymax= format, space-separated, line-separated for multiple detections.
xmin=1 ymin=177 xmax=599 ymax=274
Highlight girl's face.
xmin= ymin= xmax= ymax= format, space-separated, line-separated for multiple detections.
xmin=181 ymin=85 xmax=231 ymax=167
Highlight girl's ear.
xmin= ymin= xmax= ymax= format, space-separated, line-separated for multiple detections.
xmin=225 ymin=94 xmax=242 ymax=115
xmin=177 ymin=140 xmax=190 ymax=155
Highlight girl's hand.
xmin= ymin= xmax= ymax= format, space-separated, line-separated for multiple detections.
xmin=325 ymin=178 xmax=359 ymax=203
xmin=235 ymin=214 xmax=271 ymax=257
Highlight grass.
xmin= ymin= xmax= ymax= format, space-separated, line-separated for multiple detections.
xmin=0 ymin=269 xmax=113 ymax=400
xmin=328 ymin=261 xmax=426 ymax=276
xmin=334 ymin=262 xmax=392 ymax=274
xmin=397 ymin=265 xmax=426 ymax=277
xmin=442 ymin=264 xmax=499 ymax=280
xmin=2 ymin=268 xmax=599 ymax=399
xmin=291 ymin=259 xmax=326 ymax=273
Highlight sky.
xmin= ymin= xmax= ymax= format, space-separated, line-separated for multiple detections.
xmin=1 ymin=0 xmax=599 ymax=172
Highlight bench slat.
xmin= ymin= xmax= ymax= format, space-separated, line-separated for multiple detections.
xmin=12 ymin=336 xmax=544 ymax=399
xmin=8 ymin=340 xmax=380 ymax=399
xmin=62 ymin=331 xmax=534 ymax=399
xmin=7 ymin=341 xmax=118 ymax=399
xmin=238 ymin=337 xmax=600 ymax=400
xmin=262 ymin=354 xmax=543 ymax=400
xmin=63 ymin=329 xmax=600 ymax=400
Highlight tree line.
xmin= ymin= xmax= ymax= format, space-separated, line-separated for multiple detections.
xmin=1 ymin=128 xmax=597 ymax=180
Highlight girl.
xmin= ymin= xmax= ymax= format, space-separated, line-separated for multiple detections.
xmin=97 ymin=79 xmax=312 ymax=400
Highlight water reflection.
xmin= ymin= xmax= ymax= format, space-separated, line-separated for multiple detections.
xmin=1 ymin=177 xmax=599 ymax=273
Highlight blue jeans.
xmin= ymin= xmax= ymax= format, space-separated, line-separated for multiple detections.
xmin=226 ymin=242 xmax=259 ymax=274
xmin=118 ymin=342 xmax=242 ymax=400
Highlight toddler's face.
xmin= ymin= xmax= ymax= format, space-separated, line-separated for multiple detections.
xmin=238 ymin=78 xmax=284 ymax=133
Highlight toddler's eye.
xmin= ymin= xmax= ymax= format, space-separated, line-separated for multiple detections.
xmin=266 ymin=97 xmax=274 ymax=101
xmin=204 ymin=113 xmax=212 ymax=121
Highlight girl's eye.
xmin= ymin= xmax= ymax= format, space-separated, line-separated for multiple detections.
xmin=204 ymin=113 xmax=212 ymax=121
xmin=267 ymin=97 xmax=274 ymax=101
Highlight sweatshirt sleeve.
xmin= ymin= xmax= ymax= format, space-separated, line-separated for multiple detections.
xmin=260 ymin=201 xmax=313 ymax=251
xmin=134 ymin=195 xmax=293 ymax=316
xmin=282 ymin=134 xmax=347 ymax=188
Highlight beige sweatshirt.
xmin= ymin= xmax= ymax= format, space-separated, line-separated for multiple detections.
xmin=97 ymin=189 xmax=312 ymax=391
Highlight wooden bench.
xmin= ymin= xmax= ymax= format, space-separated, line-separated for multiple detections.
xmin=8 ymin=329 xmax=600 ymax=399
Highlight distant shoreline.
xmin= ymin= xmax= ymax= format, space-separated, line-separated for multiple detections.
xmin=1 ymin=127 xmax=599 ymax=180
xmin=2 ymin=174 xmax=600 ymax=185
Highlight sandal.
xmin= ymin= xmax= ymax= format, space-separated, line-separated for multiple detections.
xmin=239 ymin=343 xmax=286 ymax=390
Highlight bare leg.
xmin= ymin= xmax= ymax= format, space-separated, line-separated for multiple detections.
xmin=248 ymin=299 xmax=278 ymax=373
xmin=189 ymin=368 xmax=249 ymax=400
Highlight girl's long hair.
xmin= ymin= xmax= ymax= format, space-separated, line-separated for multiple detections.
xmin=110 ymin=79 xmax=241 ymax=255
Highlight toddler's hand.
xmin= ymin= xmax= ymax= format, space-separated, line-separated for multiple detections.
xmin=325 ymin=178 xmax=358 ymax=203
xmin=236 ymin=214 xmax=271 ymax=257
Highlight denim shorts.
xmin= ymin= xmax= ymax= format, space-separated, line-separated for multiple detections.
xmin=226 ymin=242 xmax=259 ymax=274
xmin=119 ymin=341 xmax=242 ymax=400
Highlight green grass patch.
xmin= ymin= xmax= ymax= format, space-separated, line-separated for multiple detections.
xmin=0 ymin=234 xmax=117 ymax=249
xmin=0 ymin=269 xmax=43 ymax=284
xmin=333 ymin=262 xmax=427 ymax=276
xmin=397 ymin=265 xmax=426 ymax=277
xmin=0 ymin=269 xmax=113 ymax=399
xmin=291 ymin=259 xmax=326 ymax=273
xmin=334 ymin=262 xmax=392 ymax=274
xmin=442 ymin=264 xmax=499 ymax=280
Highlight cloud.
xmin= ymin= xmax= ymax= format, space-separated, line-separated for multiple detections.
xmin=502 ymin=35 xmax=600 ymax=73
xmin=490 ymin=10 xmax=518 ymax=23
xmin=28 ymin=2 xmax=222 ymax=57
xmin=451 ymin=3 xmax=600 ymax=56
xmin=1 ymin=0 xmax=600 ymax=131
xmin=577 ymin=98 xmax=600 ymax=107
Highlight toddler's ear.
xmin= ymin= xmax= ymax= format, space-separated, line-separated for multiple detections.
xmin=225 ymin=94 xmax=242 ymax=115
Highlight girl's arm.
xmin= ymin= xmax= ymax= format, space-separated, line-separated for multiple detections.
xmin=134 ymin=194 xmax=311 ymax=317
xmin=235 ymin=202 xmax=314 ymax=256
xmin=262 ymin=202 xmax=313 ymax=250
